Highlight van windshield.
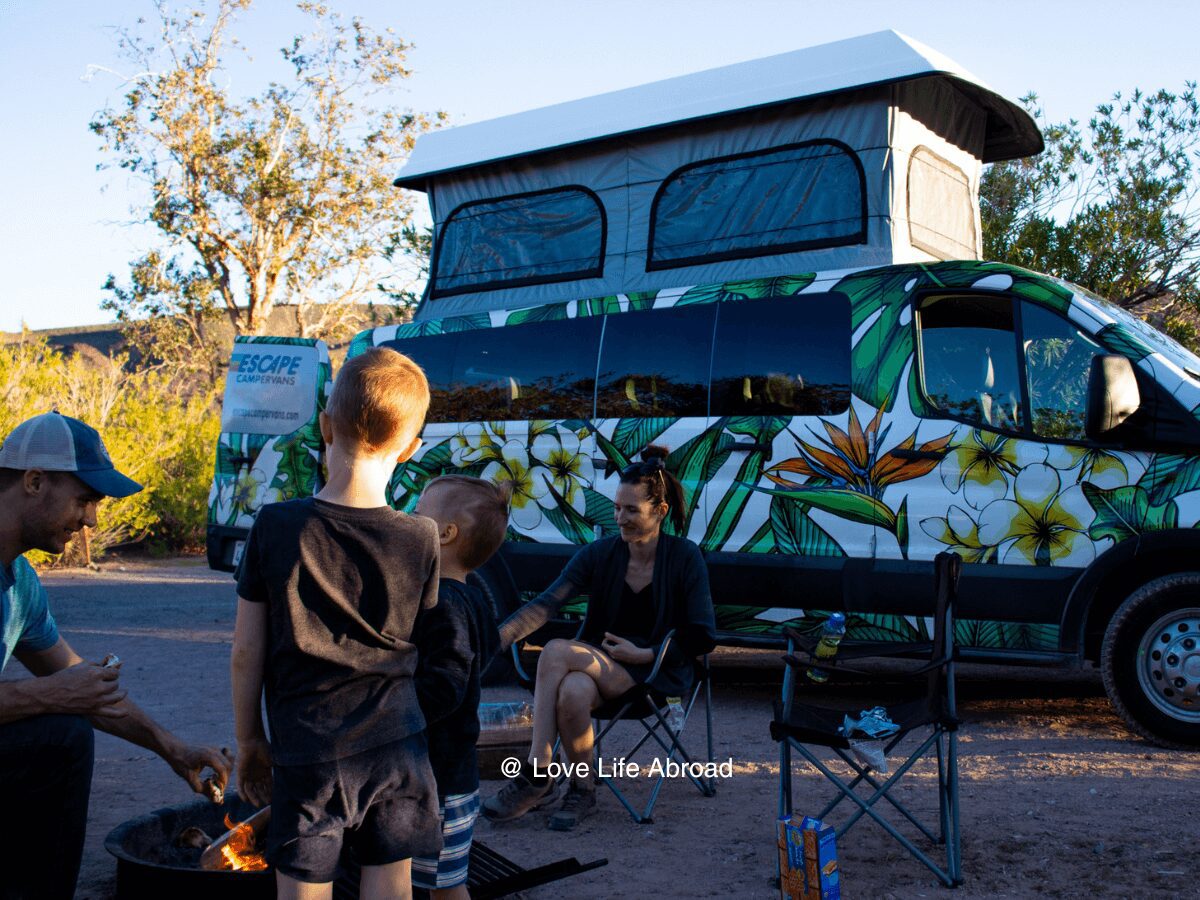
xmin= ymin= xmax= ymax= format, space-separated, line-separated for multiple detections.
xmin=1068 ymin=281 xmax=1200 ymax=377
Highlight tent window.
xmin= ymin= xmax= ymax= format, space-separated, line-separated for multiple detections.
xmin=383 ymin=317 xmax=602 ymax=423
xmin=907 ymin=147 xmax=977 ymax=259
xmin=710 ymin=293 xmax=851 ymax=417
xmin=432 ymin=187 xmax=606 ymax=297
xmin=648 ymin=141 xmax=866 ymax=270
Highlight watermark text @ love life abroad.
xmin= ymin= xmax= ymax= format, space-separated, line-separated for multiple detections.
xmin=499 ymin=756 xmax=735 ymax=780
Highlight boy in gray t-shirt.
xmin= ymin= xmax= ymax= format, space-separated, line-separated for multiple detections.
xmin=232 ymin=348 xmax=442 ymax=896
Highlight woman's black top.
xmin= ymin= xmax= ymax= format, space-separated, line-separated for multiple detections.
xmin=611 ymin=581 xmax=657 ymax=647
xmin=498 ymin=533 xmax=716 ymax=695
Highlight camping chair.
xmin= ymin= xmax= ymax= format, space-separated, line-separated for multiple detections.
xmin=512 ymin=628 xmax=716 ymax=824
xmin=771 ymin=551 xmax=963 ymax=888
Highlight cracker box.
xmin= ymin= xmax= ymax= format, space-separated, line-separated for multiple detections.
xmin=778 ymin=815 xmax=840 ymax=900
xmin=777 ymin=816 xmax=806 ymax=900
xmin=799 ymin=816 xmax=841 ymax=900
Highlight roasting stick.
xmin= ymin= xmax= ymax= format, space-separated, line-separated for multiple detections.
xmin=198 ymin=806 xmax=271 ymax=871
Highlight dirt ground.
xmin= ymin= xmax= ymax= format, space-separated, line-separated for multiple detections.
xmin=5 ymin=558 xmax=1198 ymax=899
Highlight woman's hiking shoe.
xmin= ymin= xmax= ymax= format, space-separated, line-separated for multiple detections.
xmin=547 ymin=784 xmax=596 ymax=831
xmin=482 ymin=774 xmax=562 ymax=822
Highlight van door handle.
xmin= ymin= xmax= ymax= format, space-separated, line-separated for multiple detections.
xmin=228 ymin=455 xmax=256 ymax=467
xmin=731 ymin=442 xmax=772 ymax=453
xmin=889 ymin=448 xmax=947 ymax=461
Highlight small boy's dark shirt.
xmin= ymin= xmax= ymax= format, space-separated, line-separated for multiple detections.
xmin=413 ymin=578 xmax=499 ymax=795
xmin=236 ymin=497 xmax=439 ymax=766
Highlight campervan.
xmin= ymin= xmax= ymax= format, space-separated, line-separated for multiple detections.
xmin=208 ymin=32 xmax=1200 ymax=748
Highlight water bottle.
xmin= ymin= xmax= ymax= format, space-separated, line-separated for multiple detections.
xmin=806 ymin=612 xmax=847 ymax=684
xmin=665 ymin=696 xmax=686 ymax=733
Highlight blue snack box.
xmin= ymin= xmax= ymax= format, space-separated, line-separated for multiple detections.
xmin=799 ymin=817 xmax=841 ymax=900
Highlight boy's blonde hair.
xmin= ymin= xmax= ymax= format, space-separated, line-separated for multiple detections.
xmin=423 ymin=475 xmax=511 ymax=571
xmin=325 ymin=347 xmax=430 ymax=452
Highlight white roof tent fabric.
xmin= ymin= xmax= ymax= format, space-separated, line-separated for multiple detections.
xmin=397 ymin=31 xmax=1042 ymax=321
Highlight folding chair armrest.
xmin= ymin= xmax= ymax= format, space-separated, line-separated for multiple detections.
xmin=644 ymin=629 xmax=678 ymax=684
xmin=783 ymin=626 xmax=817 ymax=655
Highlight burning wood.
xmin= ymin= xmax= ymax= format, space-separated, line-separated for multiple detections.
xmin=198 ymin=807 xmax=271 ymax=872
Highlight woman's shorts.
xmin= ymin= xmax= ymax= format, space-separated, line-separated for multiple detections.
xmin=267 ymin=732 xmax=443 ymax=883
xmin=410 ymin=791 xmax=481 ymax=890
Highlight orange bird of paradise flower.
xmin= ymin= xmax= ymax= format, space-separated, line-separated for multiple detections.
xmin=764 ymin=403 xmax=953 ymax=500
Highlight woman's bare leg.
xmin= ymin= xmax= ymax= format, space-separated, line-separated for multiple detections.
xmin=556 ymin=670 xmax=601 ymax=776
xmin=528 ymin=640 xmax=636 ymax=765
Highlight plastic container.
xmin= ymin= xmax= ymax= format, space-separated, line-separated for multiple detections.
xmin=805 ymin=613 xmax=847 ymax=684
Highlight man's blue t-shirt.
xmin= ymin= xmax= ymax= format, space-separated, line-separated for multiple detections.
xmin=1 ymin=557 xmax=60 ymax=674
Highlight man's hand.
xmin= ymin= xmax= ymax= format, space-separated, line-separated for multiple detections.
xmin=164 ymin=742 xmax=235 ymax=796
xmin=602 ymin=632 xmax=655 ymax=665
xmin=22 ymin=659 xmax=128 ymax=718
xmin=236 ymin=738 xmax=273 ymax=808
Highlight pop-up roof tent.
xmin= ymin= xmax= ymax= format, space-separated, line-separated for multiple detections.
xmin=395 ymin=30 xmax=1042 ymax=321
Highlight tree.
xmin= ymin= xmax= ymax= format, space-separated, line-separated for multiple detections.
xmin=982 ymin=85 xmax=1200 ymax=346
xmin=90 ymin=0 xmax=443 ymax=373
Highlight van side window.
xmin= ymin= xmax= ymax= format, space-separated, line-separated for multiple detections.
xmin=918 ymin=294 xmax=1023 ymax=432
xmin=648 ymin=141 xmax=865 ymax=271
xmin=432 ymin=187 xmax=606 ymax=297
xmin=382 ymin=333 xmax=456 ymax=424
xmin=710 ymin=293 xmax=851 ymax=416
xmin=1021 ymin=303 xmax=1102 ymax=441
xmin=596 ymin=306 xmax=716 ymax=418
xmin=384 ymin=318 xmax=602 ymax=423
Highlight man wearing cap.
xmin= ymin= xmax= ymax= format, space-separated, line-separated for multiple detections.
xmin=0 ymin=412 xmax=233 ymax=900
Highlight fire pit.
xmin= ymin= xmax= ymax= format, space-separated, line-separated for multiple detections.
xmin=107 ymin=790 xmax=605 ymax=899
xmin=105 ymin=793 xmax=273 ymax=900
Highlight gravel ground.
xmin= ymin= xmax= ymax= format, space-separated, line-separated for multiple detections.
xmin=4 ymin=558 xmax=1198 ymax=898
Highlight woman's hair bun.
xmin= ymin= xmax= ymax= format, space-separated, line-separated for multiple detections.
xmin=640 ymin=444 xmax=670 ymax=462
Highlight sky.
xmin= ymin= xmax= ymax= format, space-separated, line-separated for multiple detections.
xmin=2 ymin=0 xmax=1198 ymax=332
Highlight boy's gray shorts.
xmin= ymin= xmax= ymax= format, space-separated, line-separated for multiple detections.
xmin=266 ymin=732 xmax=443 ymax=883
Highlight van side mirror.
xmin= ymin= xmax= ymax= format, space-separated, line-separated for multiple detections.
xmin=1086 ymin=354 xmax=1140 ymax=438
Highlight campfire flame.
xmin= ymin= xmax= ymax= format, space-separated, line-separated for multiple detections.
xmin=218 ymin=813 xmax=268 ymax=871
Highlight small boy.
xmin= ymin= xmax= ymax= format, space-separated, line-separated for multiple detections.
xmin=410 ymin=475 xmax=509 ymax=899
xmin=231 ymin=347 xmax=442 ymax=900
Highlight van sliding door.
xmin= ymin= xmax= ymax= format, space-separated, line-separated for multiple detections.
xmin=699 ymin=292 xmax=854 ymax=631
xmin=591 ymin=303 xmax=717 ymax=543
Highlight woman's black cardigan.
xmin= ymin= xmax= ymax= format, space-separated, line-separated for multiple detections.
xmin=498 ymin=533 xmax=717 ymax=696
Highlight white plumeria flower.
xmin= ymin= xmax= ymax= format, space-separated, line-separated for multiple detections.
xmin=450 ymin=423 xmax=500 ymax=467
xmin=483 ymin=441 xmax=548 ymax=531
xmin=1044 ymin=442 xmax=1130 ymax=489
xmin=232 ymin=468 xmax=267 ymax=511
xmin=977 ymin=463 xmax=1095 ymax=566
xmin=530 ymin=430 xmax=595 ymax=512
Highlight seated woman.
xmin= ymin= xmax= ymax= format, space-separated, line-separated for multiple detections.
xmin=482 ymin=445 xmax=716 ymax=831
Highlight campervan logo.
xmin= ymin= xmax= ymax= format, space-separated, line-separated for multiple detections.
xmin=230 ymin=352 xmax=304 ymax=386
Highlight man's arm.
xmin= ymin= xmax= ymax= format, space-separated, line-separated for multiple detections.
xmin=8 ymin=638 xmax=232 ymax=793
xmin=231 ymin=596 xmax=272 ymax=807
xmin=0 ymin=638 xmax=125 ymax=724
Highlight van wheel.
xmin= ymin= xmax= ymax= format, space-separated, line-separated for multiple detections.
xmin=1101 ymin=573 xmax=1200 ymax=749
xmin=470 ymin=556 xmax=522 ymax=686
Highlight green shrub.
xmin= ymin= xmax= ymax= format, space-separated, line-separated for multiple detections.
xmin=0 ymin=337 xmax=220 ymax=565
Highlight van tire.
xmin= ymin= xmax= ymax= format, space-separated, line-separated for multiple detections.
xmin=470 ymin=556 xmax=523 ymax=686
xmin=1100 ymin=573 xmax=1200 ymax=749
